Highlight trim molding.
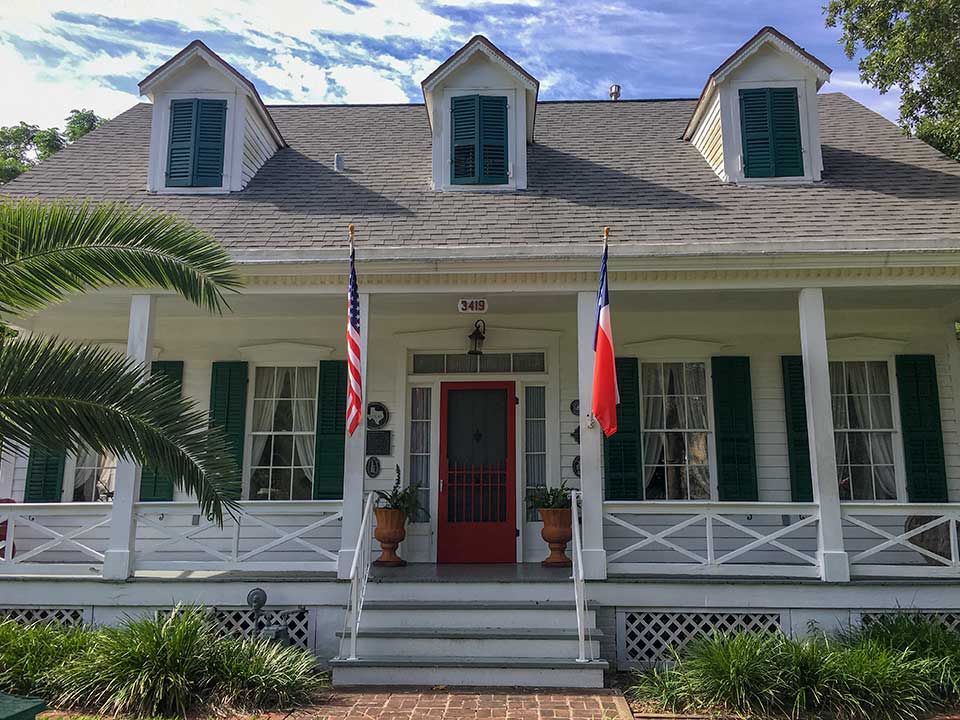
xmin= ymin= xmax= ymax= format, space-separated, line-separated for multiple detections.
xmin=826 ymin=335 xmax=908 ymax=356
xmin=238 ymin=342 xmax=335 ymax=363
xmin=624 ymin=337 xmax=731 ymax=358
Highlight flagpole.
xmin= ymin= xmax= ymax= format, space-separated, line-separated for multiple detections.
xmin=348 ymin=222 xmax=355 ymax=254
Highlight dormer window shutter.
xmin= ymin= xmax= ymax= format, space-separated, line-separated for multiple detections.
xmin=739 ymin=88 xmax=803 ymax=179
xmin=450 ymin=94 xmax=508 ymax=186
xmin=165 ymin=98 xmax=227 ymax=188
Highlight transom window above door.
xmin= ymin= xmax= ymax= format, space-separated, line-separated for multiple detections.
xmin=830 ymin=360 xmax=896 ymax=501
xmin=641 ymin=362 xmax=711 ymax=500
xmin=249 ymin=366 xmax=318 ymax=501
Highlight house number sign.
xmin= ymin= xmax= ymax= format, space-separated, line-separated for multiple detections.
xmin=458 ymin=298 xmax=487 ymax=313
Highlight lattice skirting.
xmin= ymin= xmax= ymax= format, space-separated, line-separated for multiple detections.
xmin=0 ymin=607 xmax=87 ymax=626
xmin=618 ymin=609 xmax=783 ymax=668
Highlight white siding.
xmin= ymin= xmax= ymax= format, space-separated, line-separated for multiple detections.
xmin=691 ymin=94 xmax=725 ymax=180
xmin=241 ymin=97 xmax=276 ymax=188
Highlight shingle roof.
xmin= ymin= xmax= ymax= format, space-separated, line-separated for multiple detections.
xmin=3 ymin=94 xmax=960 ymax=262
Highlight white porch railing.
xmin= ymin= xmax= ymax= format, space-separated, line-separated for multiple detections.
xmin=842 ymin=503 xmax=960 ymax=578
xmin=570 ymin=489 xmax=590 ymax=663
xmin=344 ymin=492 xmax=375 ymax=660
xmin=0 ymin=503 xmax=112 ymax=575
xmin=133 ymin=500 xmax=343 ymax=573
xmin=603 ymin=501 xmax=822 ymax=578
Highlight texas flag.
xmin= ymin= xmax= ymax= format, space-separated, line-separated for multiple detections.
xmin=592 ymin=239 xmax=619 ymax=437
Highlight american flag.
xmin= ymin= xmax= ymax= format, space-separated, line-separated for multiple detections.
xmin=346 ymin=242 xmax=362 ymax=436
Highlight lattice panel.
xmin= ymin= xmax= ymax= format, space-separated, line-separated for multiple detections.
xmin=0 ymin=607 xmax=85 ymax=626
xmin=620 ymin=610 xmax=782 ymax=667
xmin=210 ymin=608 xmax=311 ymax=649
xmin=861 ymin=611 xmax=960 ymax=633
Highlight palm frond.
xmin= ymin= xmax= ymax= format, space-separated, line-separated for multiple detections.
xmin=0 ymin=199 xmax=243 ymax=315
xmin=0 ymin=336 xmax=240 ymax=522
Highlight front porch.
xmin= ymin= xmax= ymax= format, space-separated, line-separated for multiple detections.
xmin=3 ymin=278 xmax=960 ymax=585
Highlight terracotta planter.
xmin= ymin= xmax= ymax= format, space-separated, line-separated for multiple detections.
xmin=538 ymin=507 xmax=572 ymax=567
xmin=373 ymin=507 xmax=408 ymax=567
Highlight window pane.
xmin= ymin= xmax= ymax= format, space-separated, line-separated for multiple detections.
xmin=642 ymin=364 xmax=662 ymax=396
xmin=869 ymin=433 xmax=894 ymax=465
xmin=838 ymin=467 xmax=852 ymax=500
xmin=689 ymin=466 xmax=710 ymax=499
xmin=276 ymin=367 xmax=296 ymax=398
xmin=687 ymin=396 xmax=708 ymax=430
xmin=292 ymin=469 xmax=312 ymax=500
xmin=832 ymin=395 xmax=848 ymax=429
xmin=252 ymin=437 xmax=273 ymax=467
xmin=829 ymin=362 xmax=845 ymax=394
xmin=251 ymin=469 xmax=270 ymax=500
xmin=666 ymin=466 xmax=688 ymax=500
xmin=273 ymin=400 xmax=293 ymax=432
xmin=480 ymin=353 xmax=511 ymax=373
xmin=643 ymin=432 xmax=665 ymax=465
xmin=874 ymin=466 xmax=896 ymax=500
xmin=867 ymin=361 xmax=889 ymax=394
xmin=272 ymin=435 xmax=293 ymax=467
xmin=643 ymin=397 xmax=664 ymax=430
xmin=686 ymin=363 xmax=706 ymax=395
xmin=525 ymin=455 xmax=546 ymax=489
xmin=271 ymin=469 xmax=291 ymax=500
xmin=512 ymin=352 xmax=545 ymax=373
xmin=254 ymin=367 xmax=275 ymax=398
xmin=525 ymin=386 xmax=546 ymax=418
xmin=835 ymin=433 xmax=848 ymax=466
xmin=525 ymin=419 xmax=545 ymax=453
xmin=293 ymin=437 xmax=314 ymax=467
xmin=296 ymin=367 xmax=317 ymax=398
xmin=411 ymin=387 xmax=431 ymax=420
xmin=664 ymin=363 xmax=685 ymax=395
xmin=644 ymin=466 xmax=666 ymax=500
xmin=411 ymin=422 xmax=430 ymax=454
xmin=253 ymin=400 xmax=274 ymax=431
xmin=845 ymin=362 xmax=868 ymax=395
xmin=848 ymin=433 xmax=869 ymax=465
xmin=446 ymin=354 xmax=478 ymax=373
xmin=294 ymin=400 xmax=316 ymax=432
xmin=847 ymin=395 xmax=869 ymax=429
xmin=412 ymin=354 xmax=444 ymax=374
xmin=870 ymin=396 xmax=893 ymax=429
xmin=665 ymin=396 xmax=686 ymax=429
xmin=665 ymin=432 xmax=685 ymax=464
xmin=687 ymin=433 xmax=708 ymax=465
xmin=851 ymin=465 xmax=873 ymax=500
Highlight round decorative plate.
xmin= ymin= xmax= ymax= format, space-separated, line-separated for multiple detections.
xmin=365 ymin=456 xmax=382 ymax=479
xmin=572 ymin=456 xmax=581 ymax=478
xmin=366 ymin=401 xmax=390 ymax=429
xmin=569 ymin=399 xmax=580 ymax=416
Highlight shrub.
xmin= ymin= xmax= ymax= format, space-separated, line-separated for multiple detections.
xmin=0 ymin=619 xmax=94 ymax=695
xmin=55 ymin=606 xmax=216 ymax=717
xmin=212 ymin=635 xmax=326 ymax=710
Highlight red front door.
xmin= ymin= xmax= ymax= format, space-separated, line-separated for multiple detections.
xmin=438 ymin=381 xmax=517 ymax=563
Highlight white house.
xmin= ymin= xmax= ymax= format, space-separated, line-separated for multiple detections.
xmin=3 ymin=27 xmax=960 ymax=687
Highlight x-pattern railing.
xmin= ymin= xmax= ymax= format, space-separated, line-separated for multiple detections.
xmin=842 ymin=504 xmax=960 ymax=573
xmin=0 ymin=504 xmax=112 ymax=570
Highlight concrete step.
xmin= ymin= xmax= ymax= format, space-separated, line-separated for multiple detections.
xmin=336 ymin=627 xmax=602 ymax=659
xmin=330 ymin=655 xmax=608 ymax=688
xmin=359 ymin=601 xmax=595 ymax=629
xmin=362 ymin=582 xmax=578 ymax=603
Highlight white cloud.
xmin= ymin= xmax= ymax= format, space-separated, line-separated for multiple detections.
xmin=328 ymin=65 xmax=409 ymax=103
xmin=825 ymin=70 xmax=902 ymax=122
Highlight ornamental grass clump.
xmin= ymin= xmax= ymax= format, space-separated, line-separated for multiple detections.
xmin=0 ymin=618 xmax=94 ymax=696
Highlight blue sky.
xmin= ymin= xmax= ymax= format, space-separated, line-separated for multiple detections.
xmin=0 ymin=0 xmax=901 ymax=131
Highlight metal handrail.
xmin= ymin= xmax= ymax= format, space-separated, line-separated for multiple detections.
xmin=570 ymin=489 xmax=590 ymax=663
xmin=344 ymin=492 xmax=375 ymax=660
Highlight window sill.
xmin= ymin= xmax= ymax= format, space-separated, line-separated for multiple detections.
xmin=152 ymin=186 xmax=230 ymax=195
xmin=438 ymin=182 xmax=518 ymax=193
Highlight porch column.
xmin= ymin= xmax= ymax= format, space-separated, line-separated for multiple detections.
xmin=103 ymin=294 xmax=155 ymax=580
xmin=798 ymin=288 xmax=849 ymax=582
xmin=338 ymin=292 xmax=370 ymax=579
xmin=577 ymin=291 xmax=607 ymax=580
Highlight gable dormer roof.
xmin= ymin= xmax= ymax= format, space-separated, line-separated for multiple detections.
xmin=139 ymin=39 xmax=285 ymax=148
xmin=683 ymin=26 xmax=831 ymax=141
xmin=421 ymin=35 xmax=539 ymax=143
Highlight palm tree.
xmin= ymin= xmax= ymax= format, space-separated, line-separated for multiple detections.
xmin=0 ymin=199 xmax=244 ymax=522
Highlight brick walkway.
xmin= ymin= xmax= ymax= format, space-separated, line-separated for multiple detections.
xmin=305 ymin=689 xmax=632 ymax=719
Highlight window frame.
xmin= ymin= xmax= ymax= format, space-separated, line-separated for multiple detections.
xmin=440 ymin=88 xmax=517 ymax=192
xmin=635 ymin=357 xmax=720 ymax=502
xmin=242 ymin=361 xmax=321 ymax=502
xmin=61 ymin=449 xmax=117 ymax=503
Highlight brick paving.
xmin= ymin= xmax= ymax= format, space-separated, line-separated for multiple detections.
xmin=305 ymin=689 xmax=632 ymax=720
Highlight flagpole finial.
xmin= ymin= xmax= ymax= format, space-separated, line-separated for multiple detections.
xmin=603 ymin=226 xmax=610 ymax=244
xmin=348 ymin=223 xmax=355 ymax=252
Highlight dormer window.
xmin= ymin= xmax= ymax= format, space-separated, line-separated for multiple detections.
xmin=165 ymin=99 xmax=227 ymax=188
xmin=451 ymin=95 xmax=508 ymax=185
xmin=739 ymin=88 xmax=803 ymax=178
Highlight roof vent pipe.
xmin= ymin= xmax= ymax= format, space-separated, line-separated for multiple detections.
xmin=334 ymin=153 xmax=345 ymax=171
xmin=609 ymin=84 xmax=621 ymax=101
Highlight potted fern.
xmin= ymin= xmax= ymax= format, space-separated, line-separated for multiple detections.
xmin=527 ymin=482 xmax=574 ymax=567
xmin=372 ymin=468 xmax=420 ymax=567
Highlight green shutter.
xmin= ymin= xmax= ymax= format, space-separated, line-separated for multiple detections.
xmin=166 ymin=99 xmax=196 ymax=187
xmin=712 ymin=356 xmax=759 ymax=501
xmin=740 ymin=88 xmax=803 ymax=178
xmin=896 ymin=355 xmax=948 ymax=502
xmin=479 ymin=95 xmax=508 ymax=184
xmin=451 ymin=95 xmax=479 ymax=184
xmin=193 ymin=99 xmax=227 ymax=187
xmin=781 ymin=356 xmax=813 ymax=502
xmin=603 ymin=357 xmax=643 ymax=500
xmin=24 ymin=447 xmax=65 ymax=503
xmin=139 ymin=361 xmax=184 ymax=502
xmin=313 ymin=360 xmax=347 ymax=500
xmin=209 ymin=361 xmax=248 ymax=500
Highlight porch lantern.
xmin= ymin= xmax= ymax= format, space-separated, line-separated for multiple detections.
xmin=467 ymin=319 xmax=486 ymax=355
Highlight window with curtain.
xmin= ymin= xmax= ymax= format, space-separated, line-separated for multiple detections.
xmin=830 ymin=360 xmax=896 ymax=501
xmin=409 ymin=387 xmax=432 ymax=522
xmin=640 ymin=362 xmax=710 ymax=500
xmin=249 ymin=366 xmax=317 ymax=501
xmin=524 ymin=386 xmax=547 ymax=520
xmin=73 ymin=448 xmax=116 ymax=502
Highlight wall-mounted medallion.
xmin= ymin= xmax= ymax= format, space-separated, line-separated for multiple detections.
xmin=367 ymin=401 xmax=390 ymax=429
xmin=365 ymin=456 xmax=381 ymax=479
xmin=365 ymin=430 xmax=391 ymax=456
xmin=570 ymin=426 xmax=580 ymax=444
xmin=570 ymin=399 xmax=580 ymax=416
xmin=572 ymin=456 xmax=581 ymax=478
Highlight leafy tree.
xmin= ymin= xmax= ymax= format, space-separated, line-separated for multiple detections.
xmin=32 ymin=128 xmax=65 ymax=161
xmin=64 ymin=108 xmax=105 ymax=143
xmin=825 ymin=1 xmax=960 ymax=161
xmin=0 ymin=200 xmax=244 ymax=521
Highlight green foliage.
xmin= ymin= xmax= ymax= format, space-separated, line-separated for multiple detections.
xmin=374 ymin=471 xmax=421 ymax=516
xmin=32 ymin=128 xmax=65 ymax=161
xmin=0 ymin=619 xmax=94 ymax=696
xmin=526 ymin=481 xmax=572 ymax=509
xmin=212 ymin=635 xmax=326 ymax=710
xmin=630 ymin=617 xmax=958 ymax=719
xmin=825 ymin=0 xmax=960 ymax=161
xmin=64 ymin=108 xmax=105 ymax=143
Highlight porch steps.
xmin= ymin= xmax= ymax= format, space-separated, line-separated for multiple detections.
xmin=331 ymin=590 xmax=606 ymax=688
